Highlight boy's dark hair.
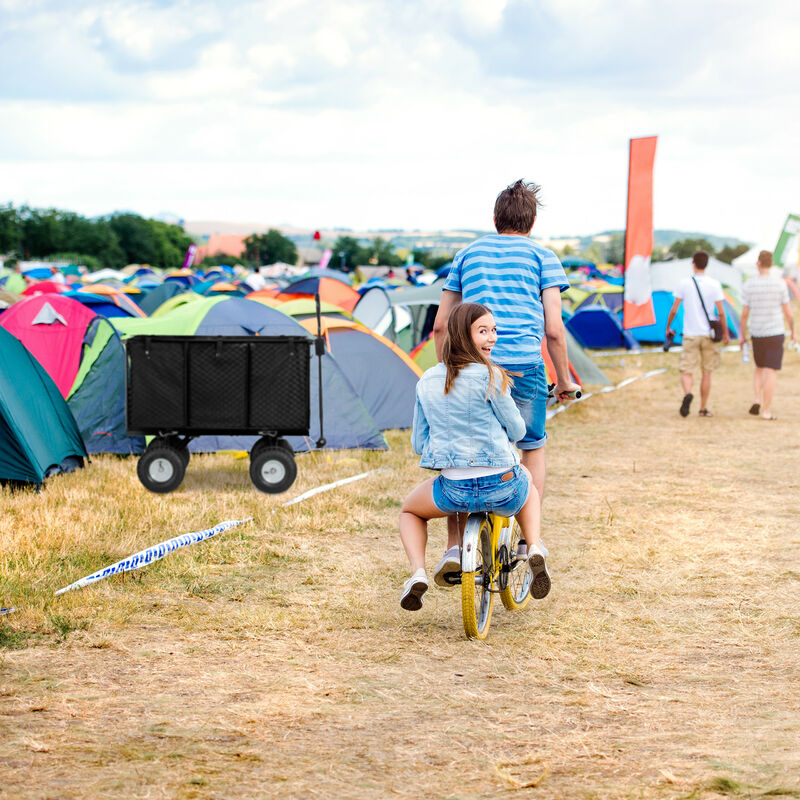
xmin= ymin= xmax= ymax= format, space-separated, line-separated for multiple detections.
xmin=493 ymin=179 xmax=541 ymax=234
xmin=692 ymin=251 xmax=709 ymax=269
xmin=442 ymin=302 xmax=511 ymax=398
xmin=758 ymin=250 xmax=773 ymax=267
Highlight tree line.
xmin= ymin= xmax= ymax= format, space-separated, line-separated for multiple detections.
xmin=562 ymin=232 xmax=750 ymax=266
xmin=0 ymin=204 xmax=194 ymax=271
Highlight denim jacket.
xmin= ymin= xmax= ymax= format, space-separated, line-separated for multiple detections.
xmin=412 ymin=363 xmax=525 ymax=470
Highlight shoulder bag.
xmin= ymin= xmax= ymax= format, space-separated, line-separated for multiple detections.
xmin=691 ymin=276 xmax=723 ymax=342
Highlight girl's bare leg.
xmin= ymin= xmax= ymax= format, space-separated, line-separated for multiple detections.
xmin=514 ymin=465 xmax=541 ymax=548
xmin=399 ymin=478 xmax=449 ymax=574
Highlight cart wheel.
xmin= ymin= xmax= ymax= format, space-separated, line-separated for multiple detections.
xmin=177 ymin=443 xmax=191 ymax=467
xmin=251 ymin=436 xmax=293 ymax=459
xmin=137 ymin=445 xmax=186 ymax=493
xmin=276 ymin=437 xmax=294 ymax=454
xmin=249 ymin=447 xmax=297 ymax=494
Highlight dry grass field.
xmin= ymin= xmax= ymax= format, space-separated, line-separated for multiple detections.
xmin=2 ymin=346 xmax=800 ymax=799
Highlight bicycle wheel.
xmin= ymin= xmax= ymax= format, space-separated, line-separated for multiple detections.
xmin=461 ymin=515 xmax=494 ymax=639
xmin=500 ymin=519 xmax=532 ymax=611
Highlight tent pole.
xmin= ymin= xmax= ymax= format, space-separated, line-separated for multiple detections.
xmin=314 ymin=292 xmax=326 ymax=448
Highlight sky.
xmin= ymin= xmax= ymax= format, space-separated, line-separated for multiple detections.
xmin=1 ymin=0 xmax=798 ymax=245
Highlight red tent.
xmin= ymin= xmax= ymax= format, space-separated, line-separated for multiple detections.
xmin=0 ymin=294 xmax=97 ymax=397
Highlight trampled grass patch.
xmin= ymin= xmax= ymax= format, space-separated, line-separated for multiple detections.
xmin=1 ymin=346 xmax=800 ymax=798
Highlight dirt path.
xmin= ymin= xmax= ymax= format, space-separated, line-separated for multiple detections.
xmin=2 ymin=349 xmax=800 ymax=799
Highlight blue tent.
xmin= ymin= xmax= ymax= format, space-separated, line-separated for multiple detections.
xmin=630 ymin=290 xmax=741 ymax=344
xmin=63 ymin=291 xmax=137 ymax=319
xmin=566 ymin=307 xmax=639 ymax=349
xmin=138 ymin=281 xmax=186 ymax=315
xmin=0 ymin=327 xmax=87 ymax=484
xmin=67 ymin=319 xmax=145 ymax=455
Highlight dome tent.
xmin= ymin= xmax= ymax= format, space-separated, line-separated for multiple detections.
xmin=0 ymin=327 xmax=87 ymax=485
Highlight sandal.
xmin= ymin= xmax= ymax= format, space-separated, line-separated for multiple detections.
xmin=749 ymin=403 xmax=760 ymax=415
xmin=698 ymin=409 xmax=713 ymax=417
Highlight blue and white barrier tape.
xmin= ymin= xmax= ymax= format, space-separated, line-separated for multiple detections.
xmin=546 ymin=369 xmax=666 ymax=419
xmin=1 ymin=606 xmax=17 ymax=616
xmin=55 ymin=518 xmax=252 ymax=596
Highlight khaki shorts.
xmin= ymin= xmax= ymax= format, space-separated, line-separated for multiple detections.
xmin=679 ymin=335 xmax=720 ymax=373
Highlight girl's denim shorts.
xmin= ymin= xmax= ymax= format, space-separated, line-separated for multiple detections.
xmin=432 ymin=465 xmax=529 ymax=516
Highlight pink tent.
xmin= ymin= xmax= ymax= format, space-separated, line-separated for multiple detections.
xmin=21 ymin=280 xmax=70 ymax=296
xmin=0 ymin=294 xmax=97 ymax=397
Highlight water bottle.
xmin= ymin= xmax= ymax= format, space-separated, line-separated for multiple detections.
xmin=742 ymin=342 xmax=750 ymax=363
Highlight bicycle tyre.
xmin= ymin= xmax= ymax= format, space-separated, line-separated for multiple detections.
xmin=500 ymin=519 xmax=532 ymax=611
xmin=461 ymin=516 xmax=494 ymax=639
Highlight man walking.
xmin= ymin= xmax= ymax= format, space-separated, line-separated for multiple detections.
xmin=739 ymin=250 xmax=796 ymax=419
xmin=666 ymin=251 xmax=730 ymax=417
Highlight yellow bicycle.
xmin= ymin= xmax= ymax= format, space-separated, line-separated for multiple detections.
xmin=457 ymin=511 xmax=532 ymax=639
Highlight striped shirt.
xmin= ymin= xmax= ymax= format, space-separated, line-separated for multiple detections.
xmin=742 ymin=275 xmax=790 ymax=337
xmin=443 ymin=234 xmax=568 ymax=366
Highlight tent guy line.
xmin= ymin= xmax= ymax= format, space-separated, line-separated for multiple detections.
xmin=273 ymin=467 xmax=389 ymax=511
xmin=546 ymin=369 xmax=667 ymax=419
xmin=590 ymin=345 xmax=743 ymax=358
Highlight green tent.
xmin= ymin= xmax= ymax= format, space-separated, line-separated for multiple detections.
xmin=0 ymin=327 xmax=88 ymax=485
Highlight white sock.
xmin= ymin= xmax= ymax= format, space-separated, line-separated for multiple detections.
xmin=412 ymin=567 xmax=427 ymax=580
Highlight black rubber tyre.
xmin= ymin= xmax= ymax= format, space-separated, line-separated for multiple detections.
xmin=251 ymin=436 xmax=294 ymax=461
xmin=137 ymin=445 xmax=186 ymax=493
xmin=249 ymin=447 xmax=297 ymax=494
xmin=146 ymin=437 xmax=191 ymax=468
xmin=276 ymin=437 xmax=294 ymax=454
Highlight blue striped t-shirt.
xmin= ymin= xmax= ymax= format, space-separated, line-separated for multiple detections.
xmin=442 ymin=234 xmax=568 ymax=366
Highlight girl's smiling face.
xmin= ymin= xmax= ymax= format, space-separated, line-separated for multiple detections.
xmin=471 ymin=312 xmax=497 ymax=358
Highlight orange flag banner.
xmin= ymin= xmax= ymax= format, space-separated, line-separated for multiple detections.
xmin=623 ymin=136 xmax=657 ymax=329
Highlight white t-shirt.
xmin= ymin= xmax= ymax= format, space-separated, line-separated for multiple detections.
xmin=674 ymin=273 xmax=724 ymax=337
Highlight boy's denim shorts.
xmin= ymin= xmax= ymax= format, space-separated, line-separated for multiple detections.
xmin=505 ymin=361 xmax=548 ymax=450
xmin=432 ymin=465 xmax=530 ymax=516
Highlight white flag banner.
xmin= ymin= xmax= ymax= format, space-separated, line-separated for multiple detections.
xmin=55 ymin=518 xmax=252 ymax=596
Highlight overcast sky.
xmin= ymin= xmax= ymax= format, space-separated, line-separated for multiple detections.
xmin=1 ymin=0 xmax=797 ymax=244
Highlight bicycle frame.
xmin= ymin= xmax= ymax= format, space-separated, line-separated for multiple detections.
xmin=461 ymin=512 xmax=513 ymax=583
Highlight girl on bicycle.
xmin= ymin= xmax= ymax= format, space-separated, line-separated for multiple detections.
xmin=399 ymin=302 xmax=548 ymax=611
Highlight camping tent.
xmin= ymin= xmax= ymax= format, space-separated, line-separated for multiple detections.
xmin=299 ymin=317 xmax=422 ymax=430
xmin=0 ymin=294 xmax=98 ymax=396
xmin=629 ymin=289 xmax=741 ymax=344
xmin=0 ymin=295 xmax=143 ymax=453
xmin=650 ymin=257 xmax=743 ymax=296
xmin=66 ymin=318 xmax=146 ymax=454
xmin=566 ymin=307 xmax=640 ymax=350
xmin=0 ymin=327 xmax=87 ymax=485
xmin=137 ymin=281 xmax=186 ymax=315
xmin=276 ymin=276 xmax=361 ymax=312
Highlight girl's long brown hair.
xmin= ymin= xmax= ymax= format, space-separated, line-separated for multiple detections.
xmin=441 ymin=303 xmax=512 ymax=397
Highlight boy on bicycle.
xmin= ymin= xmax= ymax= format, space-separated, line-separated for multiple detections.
xmin=430 ymin=179 xmax=579 ymax=587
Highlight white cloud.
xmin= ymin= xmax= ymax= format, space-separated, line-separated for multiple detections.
xmin=0 ymin=0 xmax=799 ymax=244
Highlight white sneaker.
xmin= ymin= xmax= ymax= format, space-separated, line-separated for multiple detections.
xmin=432 ymin=546 xmax=461 ymax=587
xmin=527 ymin=543 xmax=551 ymax=600
xmin=400 ymin=569 xmax=429 ymax=611
xmin=514 ymin=540 xmax=528 ymax=562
